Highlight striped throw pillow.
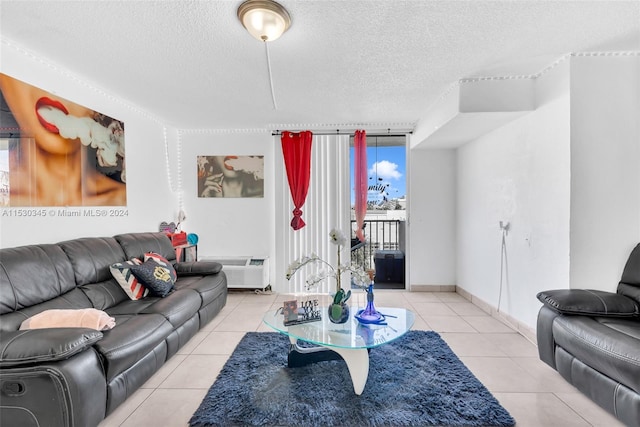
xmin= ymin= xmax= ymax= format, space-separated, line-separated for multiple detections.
xmin=110 ymin=259 xmax=149 ymax=300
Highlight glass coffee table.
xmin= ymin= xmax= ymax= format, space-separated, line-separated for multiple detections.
xmin=263 ymin=306 xmax=415 ymax=395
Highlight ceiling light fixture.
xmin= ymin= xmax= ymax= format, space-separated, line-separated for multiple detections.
xmin=237 ymin=0 xmax=291 ymax=42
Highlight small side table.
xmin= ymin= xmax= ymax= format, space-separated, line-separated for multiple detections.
xmin=175 ymin=244 xmax=197 ymax=262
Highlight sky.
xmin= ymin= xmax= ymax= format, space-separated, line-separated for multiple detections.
xmin=350 ymin=145 xmax=406 ymax=205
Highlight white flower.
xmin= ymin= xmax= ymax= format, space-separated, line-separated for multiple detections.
xmin=287 ymin=229 xmax=368 ymax=295
xmin=329 ymin=228 xmax=347 ymax=246
xmin=349 ymin=266 xmax=370 ymax=287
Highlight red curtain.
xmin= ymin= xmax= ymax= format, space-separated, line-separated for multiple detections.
xmin=281 ymin=131 xmax=313 ymax=230
xmin=354 ymin=130 xmax=367 ymax=242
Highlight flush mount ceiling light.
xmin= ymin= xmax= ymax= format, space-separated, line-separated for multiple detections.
xmin=237 ymin=0 xmax=291 ymax=42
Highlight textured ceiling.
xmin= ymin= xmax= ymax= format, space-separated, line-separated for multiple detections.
xmin=1 ymin=1 xmax=639 ymax=131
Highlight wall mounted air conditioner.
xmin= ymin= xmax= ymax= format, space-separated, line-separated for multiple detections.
xmin=201 ymin=256 xmax=270 ymax=290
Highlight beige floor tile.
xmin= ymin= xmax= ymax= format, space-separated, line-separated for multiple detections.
xmin=464 ymin=315 xmax=517 ymax=333
xmin=404 ymin=291 xmax=441 ymax=302
xmin=232 ymin=300 xmax=277 ymax=313
xmin=410 ymin=302 xmax=458 ymax=316
xmin=435 ymin=292 xmax=469 ymax=302
xmin=492 ymin=392 xmax=591 ymax=426
xmin=175 ymin=331 xmax=209 ymax=355
xmin=198 ymin=313 xmax=226 ymax=331
xmin=213 ymin=309 xmax=266 ymax=331
xmin=120 ymin=389 xmax=207 ymax=427
xmin=225 ymin=291 xmax=248 ymax=304
xmin=411 ymin=314 xmax=431 ymax=330
xmin=98 ymin=388 xmax=153 ymax=427
xmin=555 ymin=392 xmax=626 ymax=426
xmin=422 ymin=315 xmax=476 ymax=332
xmin=510 ymin=357 xmax=579 ymax=393
xmin=191 ymin=331 xmax=245 ymax=355
xmin=483 ymin=332 xmax=539 ymax=357
xmin=446 ymin=302 xmax=489 ymax=316
xmin=159 ymin=354 xmax=228 ymax=389
xmin=369 ymin=290 xmax=410 ymax=307
xmin=460 ymin=356 xmax=545 ymax=393
xmin=141 ymin=355 xmax=186 ymax=389
xmin=257 ymin=321 xmax=275 ymax=332
xmin=440 ymin=332 xmax=508 ymax=357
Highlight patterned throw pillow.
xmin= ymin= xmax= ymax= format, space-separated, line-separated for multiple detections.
xmin=144 ymin=252 xmax=177 ymax=282
xmin=130 ymin=259 xmax=175 ymax=298
xmin=110 ymin=259 xmax=149 ymax=300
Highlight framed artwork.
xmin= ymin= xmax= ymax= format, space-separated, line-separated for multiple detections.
xmin=0 ymin=73 xmax=126 ymax=207
xmin=197 ymin=155 xmax=264 ymax=198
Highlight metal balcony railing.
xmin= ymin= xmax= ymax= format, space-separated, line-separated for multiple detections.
xmin=349 ymin=219 xmax=404 ymax=278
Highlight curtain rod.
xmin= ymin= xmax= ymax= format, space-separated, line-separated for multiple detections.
xmin=271 ymin=130 xmax=413 ymax=136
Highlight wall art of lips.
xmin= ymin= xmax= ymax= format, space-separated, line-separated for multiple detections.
xmin=35 ymin=97 xmax=69 ymax=134
xmin=223 ymin=156 xmax=238 ymax=171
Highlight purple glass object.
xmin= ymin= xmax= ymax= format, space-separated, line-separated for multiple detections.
xmin=356 ymin=283 xmax=383 ymax=323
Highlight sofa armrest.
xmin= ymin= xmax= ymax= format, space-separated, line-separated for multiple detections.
xmin=537 ymin=289 xmax=639 ymax=317
xmin=0 ymin=328 xmax=103 ymax=368
xmin=174 ymin=261 xmax=223 ymax=276
xmin=536 ymin=305 xmax=560 ymax=369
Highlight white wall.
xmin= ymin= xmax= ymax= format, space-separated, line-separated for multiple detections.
xmin=456 ymin=60 xmax=572 ymax=329
xmin=179 ymin=131 xmax=274 ymax=261
xmin=569 ymin=55 xmax=640 ymax=289
xmin=0 ymin=39 xmax=179 ymax=247
xmin=455 ymin=54 xmax=640 ymax=330
xmin=408 ymin=149 xmax=457 ymax=287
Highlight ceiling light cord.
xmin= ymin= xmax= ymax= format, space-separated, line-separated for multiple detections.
xmin=264 ymin=42 xmax=278 ymax=110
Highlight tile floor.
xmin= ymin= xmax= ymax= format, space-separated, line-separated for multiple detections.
xmin=98 ymin=290 xmax=624 ymax=427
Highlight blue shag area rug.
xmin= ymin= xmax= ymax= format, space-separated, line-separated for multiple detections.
xmin=190 ymin=331 xmax=515 ymax=427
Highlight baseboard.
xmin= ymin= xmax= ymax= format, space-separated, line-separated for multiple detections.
xmin=410 ymin=284 xmax=456 ymax=292
xmin=411 ymin=284 xmax=537 ymax=346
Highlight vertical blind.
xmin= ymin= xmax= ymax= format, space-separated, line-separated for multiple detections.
xmin=275 ymin=134 xmax=351 ymax=295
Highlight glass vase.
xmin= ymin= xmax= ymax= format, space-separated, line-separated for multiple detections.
xmin=328 ymin=302 xmax=350 ymax=324
xmin=361 ymin=283 xmax=381 ymax=319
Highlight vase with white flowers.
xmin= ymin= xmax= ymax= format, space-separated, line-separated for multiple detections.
xmin=286 ymin=229 xmax=370 ymax=323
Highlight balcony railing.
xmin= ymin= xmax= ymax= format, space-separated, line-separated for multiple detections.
xmin=350 ymin=219 xmax=404 ymax=283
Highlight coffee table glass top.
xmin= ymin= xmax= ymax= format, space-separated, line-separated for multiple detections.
xmin=263 ymin=306 xmax=415 ymax=350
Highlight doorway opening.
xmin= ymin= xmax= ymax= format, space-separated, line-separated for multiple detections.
xmin=349 ymin=135 xmax=407 ymax=289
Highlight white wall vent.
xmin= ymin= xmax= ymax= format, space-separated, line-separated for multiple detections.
xmin=200 ymin=256 xmax=269 ymax=290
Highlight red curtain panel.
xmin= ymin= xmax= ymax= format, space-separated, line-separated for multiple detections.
xmin=281 ymin=131 xmax=313 ymax=230
xmin=354 ymin=130 xmax=367 ymax=242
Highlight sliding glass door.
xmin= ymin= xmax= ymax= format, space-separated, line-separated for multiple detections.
xmin=349 ymin=135 xmax=407 ymax=289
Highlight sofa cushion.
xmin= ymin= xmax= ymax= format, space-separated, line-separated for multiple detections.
xmin=140 ymin=289 xmax=200 ymax=328
xmin=79 ymin=279 xmax=130 ymax=311
xmin=107 ymin=289 xmax=201 ymax=328
xmin=110 ymin=259 xmax=149 ymax=300
xmin=114 ymin=232 xmax=177 ymax=263
xmin=93 ymin=313 xmax=172 ymax=381
xmin=174 ymin=273 xmax=227 ymax=306
xmin=0 ymin=244 xmax=78 ymax=315
xmin=0 ymin=288 xmax=93 ymax=332
xmin=59 ymin=237 xmax=127 ymax=286
xmin=552 ymin=315 xmax=640 ymax=394
xmin=537 ymin=289 xmax=639 ymax=317
xmin=130 ymin=260 xmax=175 ymax=298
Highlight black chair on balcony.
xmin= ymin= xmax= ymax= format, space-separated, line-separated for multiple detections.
xmin=351 ymin=223 xmax=367 ymax=252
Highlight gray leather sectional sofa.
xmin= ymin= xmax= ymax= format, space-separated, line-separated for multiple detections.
xmin=0 ymin=232 xmax=227 ymax=427
xmin=537 ymin=243 xmax=640 ymax=427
